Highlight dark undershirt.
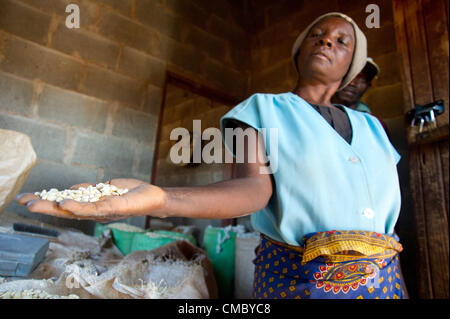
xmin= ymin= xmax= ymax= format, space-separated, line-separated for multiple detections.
xmin=310 ymin=104 xmax=353 ymax=145
xmin=225 ymin=103 xmax=353 ymax=148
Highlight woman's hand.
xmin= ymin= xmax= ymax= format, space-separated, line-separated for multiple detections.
xmin=15 ymin=179 xmax=167 ymax=222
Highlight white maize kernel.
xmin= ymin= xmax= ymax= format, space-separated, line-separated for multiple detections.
xmin=34 ymin=183 xmax=129 ymax=203
xmin=0 ymin=289 xmax=80 ymax=299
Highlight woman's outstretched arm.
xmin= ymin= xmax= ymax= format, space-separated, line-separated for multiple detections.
xmin=16 ymin=127 xmax=273 ymax=222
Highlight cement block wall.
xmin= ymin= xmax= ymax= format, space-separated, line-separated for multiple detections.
xmin=0 ymin=0 xmax=250 ymax=234
xmin=156 ymin=85 xmax=231 ymax=187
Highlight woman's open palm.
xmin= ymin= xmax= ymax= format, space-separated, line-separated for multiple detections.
xmin=16 ymin=179 xmax=166 ymax=222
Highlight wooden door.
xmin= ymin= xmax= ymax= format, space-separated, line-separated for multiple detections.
xmin=393 ymin=0 xmax=449 ymax=298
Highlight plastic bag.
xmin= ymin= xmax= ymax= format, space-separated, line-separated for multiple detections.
xmin=234 ymin=234 xmax=260 ymax=299
xmin=0 ymin=129 xmax=37 ymax=214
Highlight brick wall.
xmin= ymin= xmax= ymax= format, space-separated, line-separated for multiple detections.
xmin=0 ymin=0 xmax=249 ymax=233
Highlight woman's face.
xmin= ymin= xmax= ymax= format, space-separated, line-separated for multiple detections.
xmin=296 ymin=17 xmax=355 ymax=85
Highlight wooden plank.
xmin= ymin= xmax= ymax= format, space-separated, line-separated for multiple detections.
xmin=422 ymin=0 xmax=449 ymax=128
xmin=412 ymin=124 xmax=449 ymax=145
xmin=408 ymin=147 xmax=434 ymax=298
xmin=392 ymin=0 xmax=414 ymax=112
xmin=416 ymin=1 xmax=449 ymax=298
xmin=439 ymin=141 xmax=449 ymax=220
xmin=444 ymin=0 xmax=449 ymax=33
xmin=404 ymin=0 xmax=434 ymax=106
xmin=393 ymin=0 xmax=449 ymax=299
xmin=392 ymin=0 xmax=425 ymax=145
xmin=420 ymin=144 xmax=449 ymax=298
xmin=395 ymin=183 xmax=420 ymax=298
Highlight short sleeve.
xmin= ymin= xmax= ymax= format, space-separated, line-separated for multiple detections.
xmin=390 ymin=144 xmax=401 ymax=165
xmin=220 ymin=94 xmax=263 ymax=157
xmin=371 ymin=114 xmax=401 ymax=165
xmin=220 ymin=94 xmax=262 ymax=132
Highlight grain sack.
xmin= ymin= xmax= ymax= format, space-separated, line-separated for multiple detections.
xmin=117 ymin=240 xmax=217 ymax=299
xmin=74 ymin=240 xmax=217 ymax=299
xmin=0 ymin=220 xmax=217 ymax=299
xmin=112 ymin=254 xmax=208 ymax=298
xmin=94 ymin=222 xmax=146 ymax=255
xmin=0 ymin=129 xmax=37 ymax=214
xmin=234 ymin=232 xmax=260 ymax=299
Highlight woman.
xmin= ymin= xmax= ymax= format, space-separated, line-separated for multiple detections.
xmin=17 ymin=12 xmax=403 ymax=299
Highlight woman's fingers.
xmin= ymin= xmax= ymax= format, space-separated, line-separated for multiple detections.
xmin=16 ymin=188 xmax=135 ymax=222
xmin=16 ymin=193 xmax=79 ymax=219
xmin=26 ymin=199 xmax=78 ymax=219
xmin=16 ymin=193 xmax=39 ymax=205
xmin=58 ymin=199 xmax=106 ymax=216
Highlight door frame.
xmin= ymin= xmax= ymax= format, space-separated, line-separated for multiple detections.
xmin=146 ymin=71 xmax=241 ymax=229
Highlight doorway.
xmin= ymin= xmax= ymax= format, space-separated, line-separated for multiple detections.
xmin=147 ymin=72 xmax=242 ymax=241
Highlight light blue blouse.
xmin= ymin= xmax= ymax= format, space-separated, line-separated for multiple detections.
xmin=220 ymin=92 xmax=401 ymax=246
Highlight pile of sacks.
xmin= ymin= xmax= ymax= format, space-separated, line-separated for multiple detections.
xmin=0 ymin=227 xmax=217 ymax=299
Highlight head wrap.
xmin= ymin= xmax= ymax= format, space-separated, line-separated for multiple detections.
xmin=364 ymin=57 xmax=380 ymax=81
xmin=291 ymin=12 xmax=367 ymax=90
